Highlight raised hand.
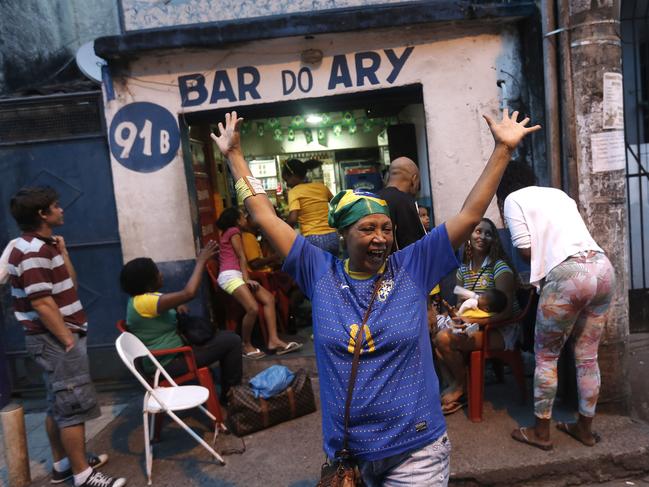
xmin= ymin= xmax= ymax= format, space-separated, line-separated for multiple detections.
xmin=483 ymin=109 xmax=541 ymax=151
xmin=210 ymin=111 xmax=244 ymax=157
xmin=197 ymin=240 xmax=219 ymax=263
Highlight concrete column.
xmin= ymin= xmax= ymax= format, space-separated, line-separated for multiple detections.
xmin=1 ymin=403 xmax=31 ymax=486
xmin=564 ymin=0 xmax=630 ymax=413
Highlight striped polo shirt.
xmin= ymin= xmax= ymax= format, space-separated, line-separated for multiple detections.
xmin=456 ymin=259 xmax=513 ymax=292
xmin=8 ymin=233 xmax=87 ymax=334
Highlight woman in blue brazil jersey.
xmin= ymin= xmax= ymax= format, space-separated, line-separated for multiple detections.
xmin=211 ymin=110 xmax=540 ymax=486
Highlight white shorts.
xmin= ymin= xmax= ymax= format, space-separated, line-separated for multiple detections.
xmin=217 ymin=270 xmax=246 ymax=295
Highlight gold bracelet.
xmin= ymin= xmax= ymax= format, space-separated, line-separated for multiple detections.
xmin=235 ymin=176 xmax=266 ymax=202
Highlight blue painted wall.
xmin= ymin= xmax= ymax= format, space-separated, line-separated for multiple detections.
xmin=0 ymin=136 xmax=125 ymax=352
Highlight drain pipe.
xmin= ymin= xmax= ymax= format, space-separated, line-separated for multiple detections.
xmin=557 ymin=0 xmax=580 ymax=200
xmin=1 ymin=403 xmax=31 ymax=486
xmin=541 ymin=0 xmax=563 ymax=189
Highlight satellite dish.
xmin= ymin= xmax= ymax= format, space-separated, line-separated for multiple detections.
xmin=76 ymin=41 xmax=106 ymax=84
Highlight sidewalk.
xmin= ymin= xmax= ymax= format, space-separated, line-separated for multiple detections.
xmin=5 ymin=370 xmax=647 ymax=487
xmin=0 ymin=390 xmax=133 ymax=487
xmin=5 ymin=325 xmax=649 ymax=487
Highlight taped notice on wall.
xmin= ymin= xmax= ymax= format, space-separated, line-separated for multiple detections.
xmin=603 ymin=72 xmax=624 ymax=130
xmin=591 ymin=130 xmax=625 ymax=172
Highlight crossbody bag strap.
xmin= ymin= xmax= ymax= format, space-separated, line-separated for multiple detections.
xmin=341 ymin=274 xmax=384 ymax=453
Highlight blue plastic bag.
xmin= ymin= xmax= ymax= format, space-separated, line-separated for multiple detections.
xmin=249 ymin=365 xmax=295 ymax=399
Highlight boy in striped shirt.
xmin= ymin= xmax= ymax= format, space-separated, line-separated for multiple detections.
xmin=8 ymin=187 xmax=126 ymax=487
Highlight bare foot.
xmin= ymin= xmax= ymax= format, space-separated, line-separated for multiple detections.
xmin=556 ymin=422 xmax=601 ymax=447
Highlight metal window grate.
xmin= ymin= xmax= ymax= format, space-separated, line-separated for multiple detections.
xmin=622 ymin=0 xmax=649 ymax=291
xmin=0 ymin=93 xmax=104 ymax=145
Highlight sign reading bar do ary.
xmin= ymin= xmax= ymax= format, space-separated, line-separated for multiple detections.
xmin=177 ymin=47 xmax=414 ymax=107
xmin=108 ymin=47 xmax=415 ymax=173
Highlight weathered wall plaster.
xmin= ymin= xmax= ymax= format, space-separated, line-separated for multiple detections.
xmin=0 ymin=0 xmax=119 ymax=94
xmin=120 ymin=0 xmax=415 ymax=31
xmin=103 ymin=22 xmax=528 ymax=263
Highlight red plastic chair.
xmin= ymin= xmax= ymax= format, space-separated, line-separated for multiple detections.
xmin=467 ymin=287 xmax=536 ymax=422
xmin=248 ymin=270 xmax=289 ymax=333
xmin=116 ymin=320 xmax=223 ymax=438
xmin=205 ymin=259 xmax=269 ymax=344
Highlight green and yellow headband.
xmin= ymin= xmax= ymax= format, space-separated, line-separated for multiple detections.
xmin=328 ymin=189 xmax=391 ymax=229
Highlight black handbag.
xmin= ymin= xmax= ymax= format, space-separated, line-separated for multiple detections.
xmin=317 ymin=276 xmax=384 ymax=487
xmin=176 ymin=313 xmax=215 ymax=346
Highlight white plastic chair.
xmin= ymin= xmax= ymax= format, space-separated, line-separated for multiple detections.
xmin=115 ymin=332 xmax=225 ymax=484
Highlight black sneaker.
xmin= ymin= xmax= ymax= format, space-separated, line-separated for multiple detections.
xmin=77 ymin=469 xmax=126 ymax=487
xmin=51 ymin=454 xmax=109 ymax=484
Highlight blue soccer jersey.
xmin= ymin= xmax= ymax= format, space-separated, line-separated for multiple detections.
xmin=283 ymin=224 xmax=459 ymax=461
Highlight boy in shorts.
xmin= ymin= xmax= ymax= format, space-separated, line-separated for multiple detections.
xmin=8 ymin=187 xmax=126 ymax=487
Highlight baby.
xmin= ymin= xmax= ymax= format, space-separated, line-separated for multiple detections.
xmin=435 ymin=287 xmax=508 ymax=335
xmin=456 ymin=287 xmax=508 ymax=318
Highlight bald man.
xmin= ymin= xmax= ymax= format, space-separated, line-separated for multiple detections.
xmin=377 ymin=157 xmax=426 ymax=250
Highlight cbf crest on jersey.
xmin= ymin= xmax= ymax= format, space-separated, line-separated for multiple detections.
xmin=377 ymin=279 xmax=394 ymax=302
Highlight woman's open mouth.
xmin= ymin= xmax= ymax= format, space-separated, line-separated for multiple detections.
xmin=367 ymin=249 xmax=386 ymax=264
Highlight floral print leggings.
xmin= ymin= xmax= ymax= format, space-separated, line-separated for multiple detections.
xmin=534 ymin=251 xmax=615 ymax=419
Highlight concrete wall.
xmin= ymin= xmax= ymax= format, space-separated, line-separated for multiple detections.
xmin=0 ymin=0 xmax=120 ymax=95
xmin=120 ymin=0 xmax=415 ymax=31
xmin=102 ymin=21 xmax=537 ymax=264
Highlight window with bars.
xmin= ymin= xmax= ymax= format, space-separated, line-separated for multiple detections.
xmin=0 ymin=93 xmax=104 ymax=145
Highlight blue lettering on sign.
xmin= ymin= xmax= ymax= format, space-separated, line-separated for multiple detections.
xmin=328 ymin=55 xmax=353 ymax=90
xmin=176 ymin=47 xmax=415 ymax=106
xmin=282 ymin=70 xmax=297 ymax=95
xmin=210 ymin=70 xmax=238 ymax=104
xmin=237 ymin=66 xmax=261 ymax=101
xmin=297 ymin=67 xmax=313 ymax=92
xmin=179 ymin=73 xmax=208 ymax=107
xmin=109 ymin=102 xmax=180 ymax=173
xmin=385 ymin=47 xmax=414 ymax=84
xmin=355 ymin=51 xmax=381 ymax=86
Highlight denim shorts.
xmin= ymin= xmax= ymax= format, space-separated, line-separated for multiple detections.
xmin=25 ymin=333 xmax=100 ymax=428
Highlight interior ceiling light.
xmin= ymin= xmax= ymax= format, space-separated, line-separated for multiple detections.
xmin=306 ymin=114 xmax=323 ymax=125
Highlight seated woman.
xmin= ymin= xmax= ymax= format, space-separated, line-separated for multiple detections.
xmin=119 ymin=242 xmax=242 ymax=403
xmin=216 ymin=207 xmax=302 ymax=358
xmin=434 ymin=218 xmax=520 ymax=414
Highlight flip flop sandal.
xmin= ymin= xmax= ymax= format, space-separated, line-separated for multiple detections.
xmin=243 ymin=348 xmax=266 ymax=360
xmin=442 ymin=400 xmax=465 ymax=415
xmin=276 ymin=341 xmax=303 ymax=356
xmin=441 ymin=392 xmax=465 ymax=406
xmin=511 ymin=427 xmax=553 ymax=451
xmin=556 ymin=422 xmax=601 ymax=447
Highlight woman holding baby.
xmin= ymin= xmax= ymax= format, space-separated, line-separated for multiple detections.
xmin=434 ymin=217 xmax=520 ymax=415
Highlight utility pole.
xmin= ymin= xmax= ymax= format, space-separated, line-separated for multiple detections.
xmin=560 ymin=0 xmax=630 ymax=412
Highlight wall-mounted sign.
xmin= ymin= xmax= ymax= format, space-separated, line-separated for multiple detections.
xmin=177 ymin=47 xmax=415 ymax=108
xmin=109 ymin=102 xmax=180 ymax=172
xmin=591 ymin=130 xmax=625 ymax=172
xmin=603 ymin=72 xmax=624 ymax=130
